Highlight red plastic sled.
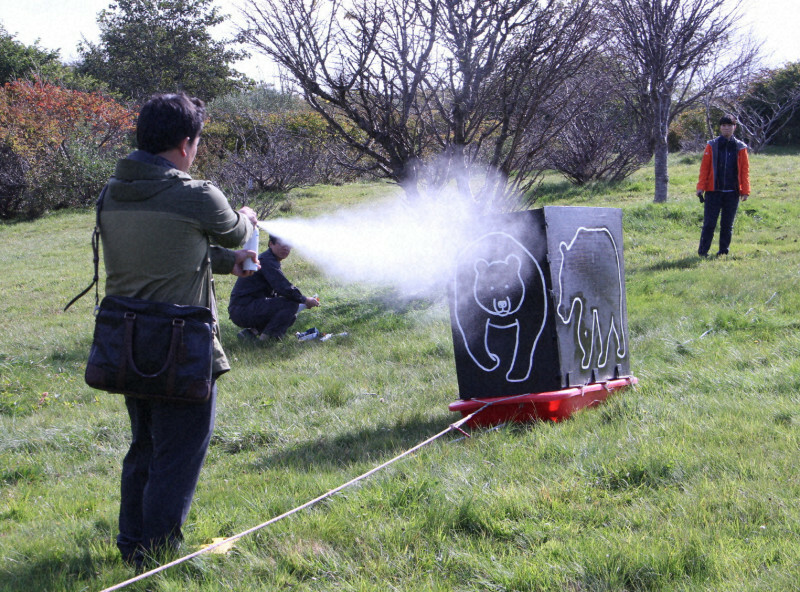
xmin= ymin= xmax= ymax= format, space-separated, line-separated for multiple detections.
xmin=449 ymin=376 xmax=638 ymax=427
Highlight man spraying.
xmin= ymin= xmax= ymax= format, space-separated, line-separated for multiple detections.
xmin=101 ymin=92 xmax=259 ymax=569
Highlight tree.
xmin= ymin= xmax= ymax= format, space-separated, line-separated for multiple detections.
xmin=77 ymin=0 xmax=250 ymax=102
xmin=241 ymin=0 xmax=440 ymax=198
xmin=730 ymin=62 xmax=800 ymax=150
xmin=196 ymin=87 xmax=354 ymax=217
xmin=765 ymin=62 xmax=800 ymax=146
xmin=201 ymin=109 xmax=335 ymax=215
xmin=0 ymin=24 xmax=62 ymax=84
xmin=432 ymin=0 xmax=597 ymax=209
xmin=603 ymin=0 xmax=757 ymax=202
xmin=240 ymin=0 xmax=597 ymax=210
xmin=0 ymin=23 xmax=112 ymax=93
xmin=546 ymin=57 xmax=651 ymax=185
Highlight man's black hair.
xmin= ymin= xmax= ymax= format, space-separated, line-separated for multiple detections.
xmin=268 ymin=234 xmax=282 ymax=245
xmin=136 ymin=93 xmax=206 ymax=154
xmin=719 ymin=114 xmax=737 ymax=126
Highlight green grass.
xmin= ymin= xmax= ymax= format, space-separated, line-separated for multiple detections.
xmin=2 ymin=152 xmax=800 ymax=591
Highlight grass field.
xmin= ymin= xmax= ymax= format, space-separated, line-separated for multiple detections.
xmin=1 ymin=149 xmax=800 ymax=591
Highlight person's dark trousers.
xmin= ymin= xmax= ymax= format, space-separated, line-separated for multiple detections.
xmin=117 ymin=384 xmax=217 ymax=566
xmin=229 ymin=296 xmax=300 ymax=338
xmin=698 ymin=191 xmax=740 ymax=256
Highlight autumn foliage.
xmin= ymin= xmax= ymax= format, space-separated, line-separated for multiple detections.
xmin=0 ymin=78 xmax=135 ymax=218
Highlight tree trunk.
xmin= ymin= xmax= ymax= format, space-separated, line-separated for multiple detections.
xmin=653 ymin=98 xmax=671 ymax=203
xmin=447 ymin=143 xmax=473 ymax=203
xmin=653 ymin=135 xmax=669 ymax=203
xmin=397 ymin=159 xmax=422 ymax=202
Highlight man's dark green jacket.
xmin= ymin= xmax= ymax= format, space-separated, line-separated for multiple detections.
xmin=100 ymin=155 xmax=253 ymax=374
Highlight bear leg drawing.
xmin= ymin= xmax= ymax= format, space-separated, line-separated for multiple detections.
xmin=504 ymin=318 xmax=540 ymax=383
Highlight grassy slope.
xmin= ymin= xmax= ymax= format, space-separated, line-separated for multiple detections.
xmin=1 ymin=151 xmax=799 ymax=591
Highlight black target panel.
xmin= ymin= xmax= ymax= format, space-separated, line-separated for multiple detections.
xmin=448 ymin=206 xmax=631 ymax=399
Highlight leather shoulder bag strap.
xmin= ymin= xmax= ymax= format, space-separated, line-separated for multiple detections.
xmin=64 ymin=185 xmax=108 ymax=312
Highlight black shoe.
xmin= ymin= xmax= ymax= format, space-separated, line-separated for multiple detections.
xmin=121 ymin=549 xmax=146 ymax=573
xmin=237 ymin=328 xmax=258 ymax=342
xmin=257 ymin=332 xmax=283 ymax=343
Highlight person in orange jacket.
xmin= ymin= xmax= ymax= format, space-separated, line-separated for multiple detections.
xmin=696 ymin=114 xmax=750 ymax=257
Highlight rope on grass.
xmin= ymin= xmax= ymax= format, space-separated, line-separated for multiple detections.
xmin=99 ymin=398 xmax=508 ymax=592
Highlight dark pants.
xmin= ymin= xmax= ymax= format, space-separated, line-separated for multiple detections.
xmin=699 ymin=191 xmax=740 ymax=256
xmin=117 ymin=384 xmax=217 ymax=566
xmin=228 ymin=297 xmax=299 ymax=338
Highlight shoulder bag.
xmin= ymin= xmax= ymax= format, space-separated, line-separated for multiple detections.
xmin=65 ymin=186 xmax=214 ymax=403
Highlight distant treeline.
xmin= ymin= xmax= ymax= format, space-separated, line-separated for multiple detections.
xmin=1 ymin=0 xmax=799 ymax=218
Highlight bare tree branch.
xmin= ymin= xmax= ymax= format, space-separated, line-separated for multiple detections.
xmin=240 ymin=0 xmax=598 ymax=211
xmin=715 ymin=67 xmax=800 ymax=152
xmin=425 ymin=0 xmax=597 ymax=210
xmin=240 ymin=0 xmax=440 ymax=196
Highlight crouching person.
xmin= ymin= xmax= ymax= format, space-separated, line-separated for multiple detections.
xmin=228 ymin=234 xmax=319 ymax=342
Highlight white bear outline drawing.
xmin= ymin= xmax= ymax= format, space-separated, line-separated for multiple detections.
xmin=556 ymin=227 xmax=627 ymax=370
xmin=454 ymin=232 xmax=547 ymax=383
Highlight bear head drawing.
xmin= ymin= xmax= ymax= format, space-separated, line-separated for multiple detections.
xmin=473 ymin=255 xmax=526 ymax=318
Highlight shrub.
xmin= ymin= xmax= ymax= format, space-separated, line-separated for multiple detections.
xmin=547 ymin=103 xmax=651 ymax=185
xmin=197 ymin=106 xmax=350 ymax=217
xmin=0 ymin=141 xmax=28 ymax=218
xmin=0 ymin=78 xmax=134 ymax=218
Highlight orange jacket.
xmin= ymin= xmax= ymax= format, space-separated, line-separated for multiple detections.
xmin=696 ymin=137 xmax=750 ymax=195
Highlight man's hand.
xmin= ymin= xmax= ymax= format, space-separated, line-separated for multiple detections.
xmin=238 ymin=206 xmax=258 ymax=228
xmin=304 ymin=296 xmax=320 ymax=309
xmin=696 ymin=190 xmax=704 ymax=203
xmin=740 ymin=194 xmax=749 ymax=202
xmin=232 ymin=249 xmax=259 ymax=277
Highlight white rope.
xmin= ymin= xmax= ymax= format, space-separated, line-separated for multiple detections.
xmin=100 ymin=379 xmax=637 ymax=591
xmin=98 ymin=404 xmax=492 ymax=592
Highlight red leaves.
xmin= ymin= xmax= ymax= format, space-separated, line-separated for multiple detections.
xmin=0 ymin=77 xmax=135 ymax=161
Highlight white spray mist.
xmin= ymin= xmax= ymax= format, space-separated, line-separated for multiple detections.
xmin=257 ymin=187 xmax=485 ymax=297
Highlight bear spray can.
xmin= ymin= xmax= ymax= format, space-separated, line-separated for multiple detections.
xmin=242 ymin=226 xmax=259 ymax=272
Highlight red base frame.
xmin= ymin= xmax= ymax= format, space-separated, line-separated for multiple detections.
xmin=449 ymin=377 xmax=638 ymax=427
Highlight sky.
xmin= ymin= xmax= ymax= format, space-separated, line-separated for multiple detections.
xmin=0 ymin=0 xmax=279 ymax=83
xmin=1 ymin=0 xmax=798 ymax=83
